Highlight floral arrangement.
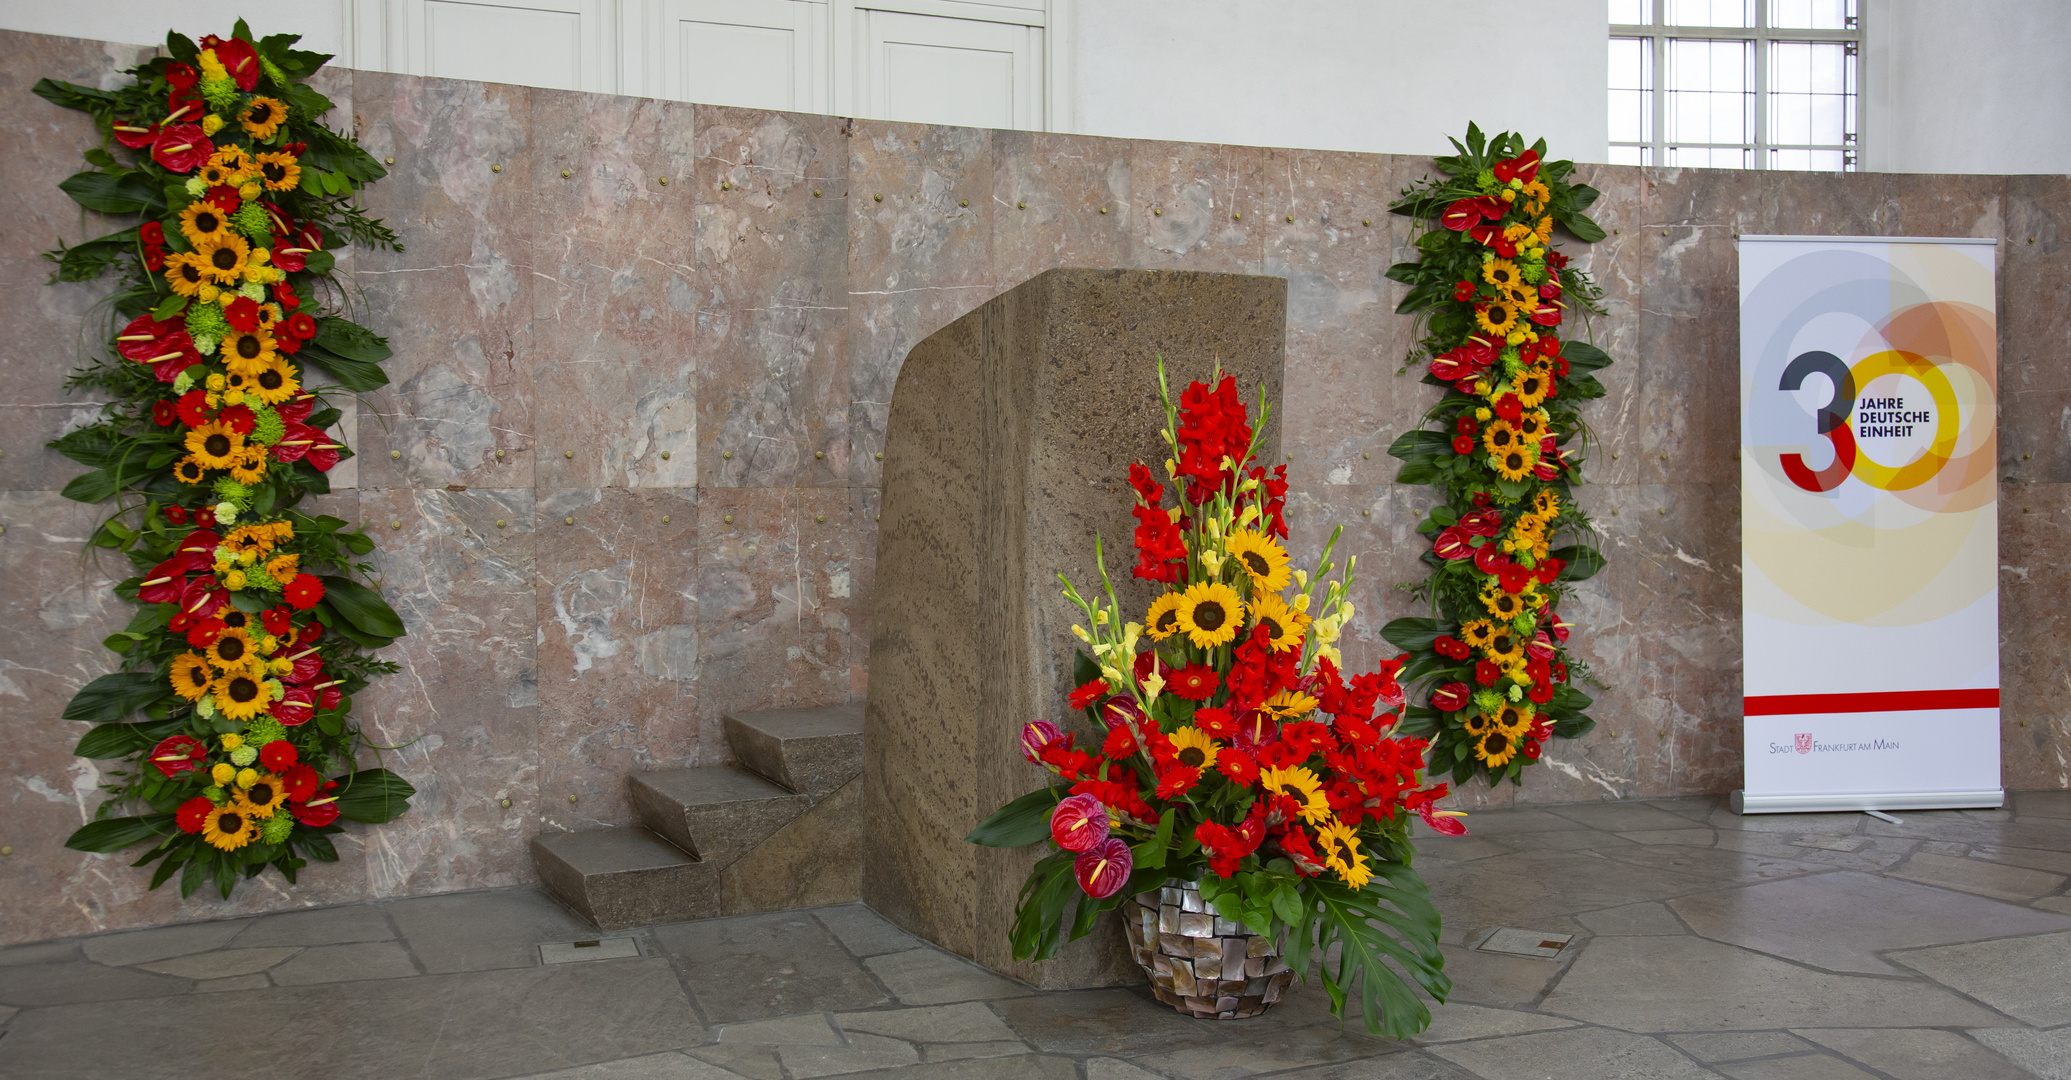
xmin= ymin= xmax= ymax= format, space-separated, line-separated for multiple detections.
xmin=968 ymin=363 xmax=1458 ymax=1037
xmin=1379 ymin=126 xmax=1612 ymax=786
xmin=37 ymin=22 xmax=413 ymax=898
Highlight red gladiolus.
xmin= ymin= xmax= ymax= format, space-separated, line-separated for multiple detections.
xmin=1021 ymin=720 xmax=1065 ymax=763
xmin=151 ymin=123 xmax=212 ymax=173
xmin=284 ymin=573 xmax=327 ymax=611
xmin=1431 ymin=682 xmax=1472 ymax=712
xmin=1073 ymin=837 xmax=1132 ymax=898
xmin=148 ymin=735 xmax=209 ymax=778
xmin=176 ymin=796 xmax=214 ymax=834
xmin=260 ymin=740 xmax=299 ymax=772
xmin=1067 ymin=678 xmax=1108 ymax=711
xmin=1049 ymin=793 xmax=1109 ymax=852
xmin=1432 ymin=526 xmax=1473 ymax=561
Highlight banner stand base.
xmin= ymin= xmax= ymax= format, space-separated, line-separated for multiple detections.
xmin=1731 ymin=789 xmax=2005 ymax=815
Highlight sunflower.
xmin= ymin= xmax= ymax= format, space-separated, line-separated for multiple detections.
xmin=1475 ymin=300 xmax=1519 ymax=337
xmin=1260 ymin=765 xmax=1333 ymax=824
xmin=229 ymin=446 xmax=269 ymax=485
xmin=1472 ymin=730 xmax=1518 ymax=768
xmin=1316 ymin=819 xmax=1372 ymax=889
xmin=236 ymin=770 xmax=289 ymax=818
xmin=1533 ymin=489 xmax=1562 ymax=518
xmin=178 ymin=200 xmax=234 ymax=248
xmin=196 ymin=233 xmax=252 ymax=285
xmin=1145 ymin=592 xmax=1185 ymax=641
xmin=1249 ymin=592 xmax=1310 ymax=653
xmin=1484 ymin=629 xmax=1525 ymax=665
xmin=1482 ymin=421 xmax=1521 ymax=456
xmin=1515 ymin=410 xmax=1548 ymax=440
xmin=170 ymin=652 xmax=216 ymax=701
xmin=241 ymin=97 xmax=289 ymax=139
xmin=221 ymin=327 xmax=278 ymax=376
xmin=202 ymin=804 xmax=257 ymax=851
xmin=205 ymin=627 xmax=258 ymax=670
xmin=184 ymin=421 xmax=245 ymax=469
xmin=1481 ymin=259 xmax=1525 ymax=296
xmin=173 ymin=456 xmax=209 ymax=484
xmin=1481 ymin=584 xmax=1527 ymax=621
xmin=1496 ymin=702 xmax=1535 ymax=737
xmin=212 ymin=668 xmax=272 ymax=721
xmin=1225 ymin=528 xmax=1291 ymax=593
xmin=1176 ymin=580 xmax=1244 ymax=649
xmin=1167 ymin=726 xmax=1222 ymax=772
xmin=1493 ymin=447 xmax=1533 ymax=482
xmin=1261 ymin=688 xmax=1321 ymax=719
xmin=163 ymin=251 xmax=212 ymax=297
xmin=1458 ymin=619 xmax=1495 ymax=648
xmin=246 ymin=358 xmax=300 ymax=404
xmin=1515 ymin=370 xmax=1551 ymax=409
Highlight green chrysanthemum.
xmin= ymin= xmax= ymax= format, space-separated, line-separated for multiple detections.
xmin=251 ymin=403 xmax=285 ymax=446
xmin=232 ymin=201 xmax=272 ymax=241
xmin=259 ymin=812 xmax=295 ymax=844
xmin=244 ymin=717 xmax=287 ymax=745
xmin=185 ymin=301 xmax=228 ymax=339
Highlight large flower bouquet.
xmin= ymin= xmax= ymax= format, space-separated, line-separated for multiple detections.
xmin=968 ymin=363 xmax=1457 ymax=1037
xmin=1380 ymin=126 xmax=1613 ymax=786
xmin=38 ymin=22 xmax=413 ymax=898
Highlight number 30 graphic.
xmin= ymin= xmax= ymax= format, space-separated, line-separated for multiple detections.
xmin=1778 ymin=349 xmax=1960 ymax=494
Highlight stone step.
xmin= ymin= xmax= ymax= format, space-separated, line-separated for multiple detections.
xmin=628 ymin=766 xmax=810 ymax=865
xmin=530 ymin=826 xmax=718 ymax=931
xmin=723 ymin=704 xmax=865 ymax=796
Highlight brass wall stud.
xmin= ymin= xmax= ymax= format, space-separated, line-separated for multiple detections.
xmin=723 ymin=450 xmax=733 ymax=460
xmin=563 ymin=516 xmax=574 ymax=525
xmin=815 ymin=450 xmax=825 ymax=460
xmin=660 ymin=450 xmax=671 ymax=460
xmin=390 ymin=449 xmax=401 ymax=459
xmin=561 ymin=169 xmax=572 ymax=178
xmin=491 ymin=163 xmax=502 ymax=173
xmin=723 ymin=514 xmax=734 ymax=525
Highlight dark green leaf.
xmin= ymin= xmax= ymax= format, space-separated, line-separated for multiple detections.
xmin=317 ymin=575 xmax=406 ymax=638
xmin=332 ymin=768 xmax=415 ymax=824
xmin=66 ymin=814 xmax=175 ymax=853
xmin=62 ymin=670 xmax=170 ymax=723
xmin=966 ymin=786 xmax=1062 ymax=848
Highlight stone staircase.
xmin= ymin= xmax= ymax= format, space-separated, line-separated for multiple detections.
xmin=531 ymin=705 xmax=864 ymax=930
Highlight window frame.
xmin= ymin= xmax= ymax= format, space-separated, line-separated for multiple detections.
xmin=1611 ymin=0 xmax=1863 ymax=170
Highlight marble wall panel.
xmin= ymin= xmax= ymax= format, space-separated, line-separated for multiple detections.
xmin=534 ymin=487 xmax=699 ymax=828
xmin=694 ymin=106 xmax=850 ymax=489
xmin=526 ymin=91 xmax=698 ymax=490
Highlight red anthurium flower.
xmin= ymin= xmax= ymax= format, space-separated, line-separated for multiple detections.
xmin=1074 ymin=837 xmax=1132 ymax=898
xmin=1431 ymin=526 xmax=1474 ymax=561
xmin=1431 ymin=682 xmax=1473 ymax=712
xmin=148 ymin=735 xmax=209 ymax=778
xmin=1167 ymin=664 xmax=1220 ymax=702
xmin=1441 ymin=199 xmax=1483 ymax=231
xmin=1459 ymin=508 xmax=1505 ymax=536
xmin=152 ymin=400 xmax=177 ymax=427
xmin=224 ymin=297 xmax=263 ymax=334
xmin=260 ymin=740 xmax=300 ymax=772
xmin=151 ymin=123 xmax=212 ymax=173
xmin=176 ymin=795 xmax=214 ymax=834
xmin=1049 ymin=793 xmax=1109 ymax=852
xmin=1067 ymin=678 xmax=1108 ymax=711
xmin=1021 ymin=720 xmax=1065 ymax=763
xmin=284 ymin=573 xmax=327 ymax=611
xmin=295 ymin=781 xmax=342 ymax=827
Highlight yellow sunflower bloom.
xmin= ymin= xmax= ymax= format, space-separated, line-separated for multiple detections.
xmin=1458 ymin=619 xmax=1495 ymax=647
xmin=1249 ymin=592 xmax=1311 ymax=653
xmin=202 ymin=803 xmax=257 ymax=851
xmin=221 ymin=327 xmax=279 ymax=376
xmin=1316 ymin=819 xmax=1372 ymax=889
xmin=236 ymin=771 xmax=289 ymax=818
xmin=163 ymin=251 xmax=212 ymax=297
xmin=1167 ymin=726 xmax=1222 ymax=772
xmin=177 ymin=201 xmax=234 ymax=248
xmin=1145 ymin=592 xmax=1185 ymax=641
xmin=211 ymin=668 xmax=272 ymax=721
xmin=241 ymin=97 xmax=289 ymax=140
xmin=1492 ymin=445 xmax=1534 ymax=482
xmin=1481 ymin=420 xmax=1522 ymax=457
xmin=1480 ymin=583 xmax=1527 ymax=621
xmin=1475 ymin=300 xmax=1520 ymax=337
xmin=229 ymin=446 xmax=269 ymax=486
xmin=1262 ymin=688 xmax=1321 ymax=719
xmin=170 ymin=652 xmax=216 ymax=701
xmin=185 ymin=421 xmax=245 ymax=469
xmin=1260 ymin=765 xmax=1333 ymax=824
xmin=195 ymin=233 xmax=251 ymax=286
xmin=1176 ymin=580 xmax=1244 ymax=649
xmin=204 ymin=628 xmax=258 ymax=671
xmin=1514 ymin=369 xmax=1552 ymax=409
xmin=1224 ymin=528 xmax=1292 ymax=593
xmin=1472 ymin=730 xmax=1518 ymax=768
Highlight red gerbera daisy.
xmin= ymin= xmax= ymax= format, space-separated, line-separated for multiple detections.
xmin=1167 ymin=664 xmax=1220 ymax=702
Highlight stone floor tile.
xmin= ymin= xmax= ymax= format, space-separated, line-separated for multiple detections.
xmin=269 ymin=941 xmax=421 ymax=985
xmin=1668 ymin=1032 xmax=1817 ymax=1062
xmin=686 ymin=1043 xmax=785 ymax=1080
xmin=1541 ymin=935 xmax=2007 ymax=1031
xmin=1971 ymin=1028 xmax=2071 ymax=1080
xmin=0 ymin=961 xmax=194 ymax=1007
xmin=513 ymin=1053 xmax=749 ymax=1079
xmin=654 ymin=912 xmax=891 ymax=1022
xmin=777 ymin=1032 xmax=918 ymax=1077
xmin=1549 ymin=802 xmax=1710 ymax=833
xmin=230 ymin=904 xmax=397 ymax=948
xmin=1717 ymin=1055 xmax=1877 ymax=1080
xmin=992 ymin=987 xmax=1222 ymax=1056
xmin=1411 ymin=1002 xmax=1579 ymax=1043
xmin=919 ymin=1041 xmax=1028 ymax=1062
xmin=387 ymin=887 xmax=599 ymax=973
xmin=1146 ymin=1026 xmax=1405 ymax=1079
xmin=814 ymin=904 xmax=924 ymax=957
xmin=1086 ymin=1058 xmax=1167 ymax=1080
xmin=795 ymin=1054 xmax=1078 ymax=1079
xmin=1668 ymin=870 xmax=2071 ymax=974
xmin=0 ymin=940 xmax=78 ymax=966
xmin=835 ymin=1001 xmax=1018 ymax=1043
xmin=1888 ymin=929 xmax=2071 ymax=1025
xmin=1968 ymin=843 xmax=2071 ymax=876
xmin=1795 ymin=1028 xmax=2034 ymax=1080
xmin=862 ymin=947 xmax=1037 ymax=1005
xmin=0 ymin=958 xmax=703 ymax=1080
xmin=1427 ymin=1026 xmax=1718 ymax=1080
xmin=1888 ymin=850 xmax=2070 ymax=901
xmin=136 ymin=946 xmax=301 ymax=979
xmin=1574 ymin=901 xmax=1688 ymax=936
xmin=717 ymin=1014 xmax=843 ymax=1044
xmin=1618 ymin=829 xmax=1719 ymax=846
xmin=197 ymin=973 xmax=273 ymax=992
xmin=76 ymin=919 xmax=251 ymax=967
xmin=1432 ymin=943 xmax=1568 ymax=1008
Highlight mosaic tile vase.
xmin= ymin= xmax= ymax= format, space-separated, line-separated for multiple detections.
xmin=1122 ymin=878 xmax=1296 ymax=1019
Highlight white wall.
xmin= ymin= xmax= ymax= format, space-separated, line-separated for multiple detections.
xmin=1863 ymin=0 xmax=2071 ymax=174
xmin=1070 ymin=0 xmax=1610 ymax=161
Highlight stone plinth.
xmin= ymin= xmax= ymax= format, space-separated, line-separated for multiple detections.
xmin=862 ymin=268 xmax=1286 ymax=988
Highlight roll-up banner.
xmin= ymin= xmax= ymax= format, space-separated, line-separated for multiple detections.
xmin=1735 ymin=236 xmax=2000 ymax=814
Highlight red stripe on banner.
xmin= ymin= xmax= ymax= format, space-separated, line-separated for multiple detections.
xmin=1744 ymin=688 xmax=2001 ymax=716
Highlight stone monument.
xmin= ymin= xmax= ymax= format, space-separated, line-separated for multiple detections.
xmin=862 ymin=267 xmax=1288 ymax=988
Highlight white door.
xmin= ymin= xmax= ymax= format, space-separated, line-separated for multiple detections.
xmin=857 ymin=8 xmax=1042 ymax=129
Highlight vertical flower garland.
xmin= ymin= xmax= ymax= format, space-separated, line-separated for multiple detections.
xmin=1379 ymin=126 xmax=1614 ymax=788
xmin=37 ymin=22 xmax=414 ymax=898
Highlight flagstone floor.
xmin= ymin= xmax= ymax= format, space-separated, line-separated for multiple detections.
xmin=7 ymin=792 xmax=2071 ymax=1080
